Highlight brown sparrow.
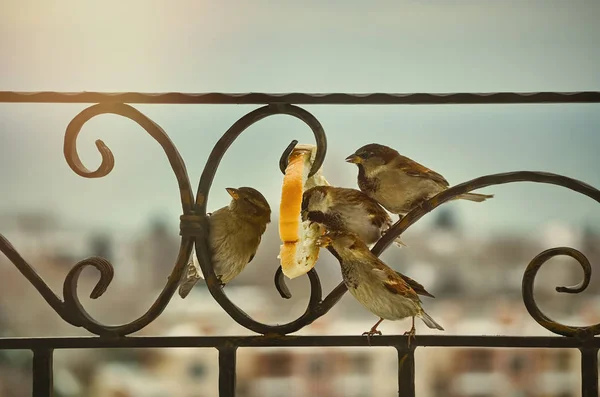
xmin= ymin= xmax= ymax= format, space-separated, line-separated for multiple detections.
xmin=316 ymin=230 xmax=443 ymax=346
xmin=178 ymin=187 xmax=271 ymax=298
xmin=345 ymin=143 xmax=493 ymax=216
xmin=301 ymin=185 xmax=406 ymax=247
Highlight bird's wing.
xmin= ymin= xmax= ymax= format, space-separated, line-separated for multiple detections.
xmin=363 ymin=199 xmax=392 ymax=229
xmin=395 ymin=272 xmax=435 ymax=298
xmin=394 ymin=155 xmax=449 ymax=187
xmin=368 ymin=211 xmax=393 ymax=230
xmin=371 ymin=263 xmax=421 ymax=302
xmin=247 ymin=227 xmax=266 ymax=264
xmin=337 ymin=189 xmax=392 ymax=229
xmin=306 ymin=210 xmax=344 ymax=230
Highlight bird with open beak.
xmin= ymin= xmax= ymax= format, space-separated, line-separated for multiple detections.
xmin=301 ymin=185 xmax=406 ymax=247
xmin=345 ymin=143 xmax=493 ymax=217
xmin=178 ymin=187 xmax=271 ymax=298
xmin=316 ymin=230 xmax=443 ymax=346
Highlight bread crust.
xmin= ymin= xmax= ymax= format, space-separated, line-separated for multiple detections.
xmin=278 ymin=144 xmax=328 ymax=279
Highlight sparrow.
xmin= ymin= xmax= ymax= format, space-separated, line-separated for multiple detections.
xmin=178 ymin=187 xmax=271 ymax=298
xmin=301 ymin=185 xmax=406 ymax=247
xmin=345 ymin=143 xmax=493 ymax=216
xmin=316 ymin=230 xmax=443 ymax=346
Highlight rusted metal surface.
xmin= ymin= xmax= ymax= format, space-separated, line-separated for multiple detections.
xmin=218 ymin=345 xmax=238 ymax=396
xmin=194 ymin=104 xmax=327 ymax=335
xmin=0 ymin=335 xmax=599 ymax=350
xmin=580 ymin=347 xmax=599 ymax=397
xmin=32 ymin=349 xmax=53 ymax=397
xmin=0 ymin=91 xmax=599 ymax=397
xmin=1 ymin=90 xmax=600 ymax=104
xmin=397 ymin=347 xmax=416 ymax=397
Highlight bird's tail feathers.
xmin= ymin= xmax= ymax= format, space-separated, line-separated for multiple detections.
xmin=457 ymin=192 xmax=494 ymax=202
xmin=419 ymin=311 xmax=444 ymax=331
xmin=393 ymin=236 xmax=408 ymax=248
xmin=178 ymin=251 xmax=204 ymax=299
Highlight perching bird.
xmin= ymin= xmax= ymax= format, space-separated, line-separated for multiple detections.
xmin=345 ymin=143 xmax=493 ymax=216
xmin=301 ymin=185 xmax=406 ymax=247
xmin=316 ymin=230 xmax=443 ymax=346
xmin=178 ymin=187 xmax=271 ymax=298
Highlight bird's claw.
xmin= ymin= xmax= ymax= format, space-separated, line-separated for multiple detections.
xmin=416 ymin=200 xmax=433 ymax=213
xmin=403 ymin=327 xmax=416 ymax=348
xmin=362 ymin=329 xmax=383 ymax=346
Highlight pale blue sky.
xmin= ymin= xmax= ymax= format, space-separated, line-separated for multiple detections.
xmin=1 ymin=0 xmax=599 ymax=235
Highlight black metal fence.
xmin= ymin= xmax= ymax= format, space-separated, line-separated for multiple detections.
xmin=0 ymin=90 xmax=599 ymax=397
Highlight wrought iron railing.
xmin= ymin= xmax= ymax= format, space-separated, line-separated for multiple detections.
xmin=0 ymin=90 xmax=599 ymax=397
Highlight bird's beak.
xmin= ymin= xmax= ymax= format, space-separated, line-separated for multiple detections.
xmin=316 ymin=235 xmax=332 ymax=248
xmin=225 ymin=187 xmax=239 ymax=200
xmin=345 ymin=154 xmax=361 ymax=164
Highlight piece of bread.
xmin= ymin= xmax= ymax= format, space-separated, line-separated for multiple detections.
xmin=278 ymin=144 xmax=329 ymax=279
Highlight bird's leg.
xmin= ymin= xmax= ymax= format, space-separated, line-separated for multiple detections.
xmin=217 ymin=275 xmax=226 ymax=288
xmin=362 ymin=318 xmax=384 ymax=346
xmin=402 ymin=316 xmax=417 ymax=348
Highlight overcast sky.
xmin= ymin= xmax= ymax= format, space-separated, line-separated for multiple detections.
xmin=1 ymin=0 xmax=599 ymax=236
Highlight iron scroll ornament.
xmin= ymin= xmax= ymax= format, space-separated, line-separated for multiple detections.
xmin=1 ymin=103 xmax=196 ymax=336
xmin=274 ymin=171 xmax=600 ymax=339
xmin=0 ymin=102 xmax=597 ymax=338
xmin=0 ymin=103 xmax=330 ymax=336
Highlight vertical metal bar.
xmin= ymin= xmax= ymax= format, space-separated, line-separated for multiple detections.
xmin=218 ymin=345 xmax=237 ymax=397
xmin=396 ymin=346 xmax=415 ymax=397
xmin=580 ymin=347 xmax=598 ymax=397
xmin=32 ymin=349 xmax=53 ymax=397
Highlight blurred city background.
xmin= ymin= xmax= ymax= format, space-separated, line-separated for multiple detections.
xmin=1 ymin=1 xmax=600 ymax=397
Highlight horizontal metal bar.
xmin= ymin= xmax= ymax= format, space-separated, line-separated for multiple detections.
xmin=0 ymin=91 xmax=599 ymax=105
xmin=0 ymin=335 xmax=598 ymax=350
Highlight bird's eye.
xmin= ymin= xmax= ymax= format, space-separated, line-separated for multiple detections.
xmin=361 ymin=152 xmax=371 ymax=159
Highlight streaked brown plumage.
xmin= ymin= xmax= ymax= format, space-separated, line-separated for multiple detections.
xmin=301 ymin=185 xmax=405 ymax=247
xmin=316 ymin=230 xmax=443 ymax=346
xmin=178 ymin=187 xmax=271 ymax=298
xmin=345 ymin=143 xmax=493 ymax=216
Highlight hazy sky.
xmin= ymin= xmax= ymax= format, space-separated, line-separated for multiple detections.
xmin=1 ymin=0 xmax=599 ymax=236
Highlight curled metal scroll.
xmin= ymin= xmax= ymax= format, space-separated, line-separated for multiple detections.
xmin=194 ymin=104 xmax=328 ymax=335
xmin=0 ymin=103 xmax=195 ymax=336
xmin=523 ymin=247 xmax=600 ymax=338
xmin=1 ymin=99 xmax=600 ymax=338
xmin=310 ymin=171 xmax=600 ymax=336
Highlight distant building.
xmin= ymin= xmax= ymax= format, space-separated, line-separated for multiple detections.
xmin=433 ymin=207 xmax=460 ymax=231
xmin=133 ymin=216 xmax=180 ymax=288
xmin=90 ymin=232 xmax=114 ymax=263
